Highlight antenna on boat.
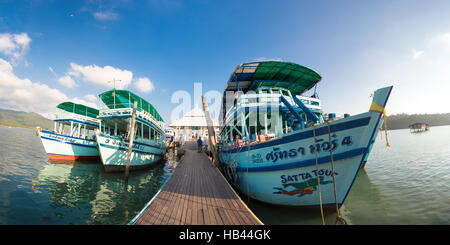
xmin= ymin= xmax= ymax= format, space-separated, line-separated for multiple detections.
xmin=108 ymin=79 xmax=121 ymax=109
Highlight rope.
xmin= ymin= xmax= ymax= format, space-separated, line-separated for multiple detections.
xmin=369 ymin=99 xmax=390 ymax=148
xmin=247 ymin=143 xmax=250 ymax=204
xmin=382 ymin=109 xmax=390 ymax=147
xmin=326 ymin=121 xmax=348 ymax=225
xmin=312 ymin=125 xmax=325 ymax=225
xmin=222 ymin=140 xmax=246 ymax=181
xmin=228 ymin=141 xmax=246 ymax=165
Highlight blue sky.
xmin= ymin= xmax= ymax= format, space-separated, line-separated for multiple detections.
xmin=1 ymin=0 xmax=450 ymax=124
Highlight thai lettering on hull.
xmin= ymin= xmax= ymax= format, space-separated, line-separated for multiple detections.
xmin=262 ymin=136 xmax=353 ymax=163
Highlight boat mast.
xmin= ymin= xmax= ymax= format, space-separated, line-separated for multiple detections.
xmin=108 ymin=79 xmax=121 ymax=109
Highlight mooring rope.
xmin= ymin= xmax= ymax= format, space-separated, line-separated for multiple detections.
xmin=312 ymin=124 xmax=325 ymax=225
xmin=382 ymin=109 xmax=390 ymax=147
xmin=247 ymin=143 xmax=250 ymax=204
xmin=326 ymin=121 xmax=348 ymax=225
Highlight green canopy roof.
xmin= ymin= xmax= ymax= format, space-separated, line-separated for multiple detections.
xmin=98 ymin=89 xmax=164 ymax=122
xmin=224 ymin=61 xmax=322 ymax=94
xmin=57 ymin=102 xmax=99 ymax=118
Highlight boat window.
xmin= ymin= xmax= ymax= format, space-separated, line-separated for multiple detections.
xmin=281 ymin=90 xmax=290 ymax=96
xmin=311 ymin=101 xmax=320 ymax=106
xmin=144 ymin=125 xmax=149 ymax=139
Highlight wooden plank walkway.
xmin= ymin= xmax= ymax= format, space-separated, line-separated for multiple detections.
xmin=132 ymin=141 xmax=263 ymax=225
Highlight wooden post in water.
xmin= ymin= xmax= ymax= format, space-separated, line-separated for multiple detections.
xmin=125 ymin=101 xmax=138 ymax=181
xmin=202 ymin=96 xmax=218 ymax=167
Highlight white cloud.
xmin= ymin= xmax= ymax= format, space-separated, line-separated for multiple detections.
xmin=412 ymin=50 xmax=424 ymax=60
xmin=93 ymin=11 xmax=119 ymax=21
xmin=83 ymin=94 xmax=98 ymax=102
xmin=0 ymin=33 xmax=31 ymax=65
xmin=0 ymin=58 xmax=97 ymax=119
xmin=57 ymin=75 xmax=77 ymax=88
xmin=0 ymin=58 xmax=67 ymax=118
xmin=387 ymin=31 xmax=450 ymax=114
xmin=430 ymin=32 xmax=450 ymax=53
xmin=134 ymin=77 xmax=155 ymax=93
xmin=66 ymin=62 xmax=133 ymax=89
xmin=68 ymin=97 xmax=99 ymax=110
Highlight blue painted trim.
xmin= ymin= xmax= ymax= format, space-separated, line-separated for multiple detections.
xmin=41 ymin=130 xmax=96 ymax=142
xmin=98 ymin=134 xmax=163 ymax=150
xmin=54 ymin=119 xmax=99 ymax=127
xmin=292 ymin=96 xmax=319 ymax=123
xmin=280 ymin=96 xmax=304 ymax=130
xmin=236 ymin=148 xmax=365 ymax=172
xmin=222 ymin=116 xmax=370 ymax=154
xmin=99 ymin=143 xmax=161 ymax=155
xmin=40 ymin=136 xmax=98 ymax=148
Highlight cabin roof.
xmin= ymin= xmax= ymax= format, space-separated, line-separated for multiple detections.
xmin=98 ymin=89 xmax=164 ymax=122
xmin=223 ymin=61 xmax=322 ymax=95
xmin=57 ymin=101 xmax=99 ymax=118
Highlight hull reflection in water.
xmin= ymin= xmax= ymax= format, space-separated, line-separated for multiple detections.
xmin=36 ymin=159 xmax=166 ymax=224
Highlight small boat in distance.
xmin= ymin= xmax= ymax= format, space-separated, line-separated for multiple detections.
xmin=95 ymin=89 xmax=166 ymax=172
xmin=409 ymin=123 xmax=429 ymax=133
xmin=218 ymin=61 xmax=393 ymax=207
xmin=37 ymin=102 xmax=100 ymax=160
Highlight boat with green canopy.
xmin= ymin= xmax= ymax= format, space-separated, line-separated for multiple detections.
xmin=95 ymin=89 xmax=166 ymax=172
xmin=218 ymin=60 xmax=393 ymax=209
xmin=36 ymin=101 xmax=101 ymax=160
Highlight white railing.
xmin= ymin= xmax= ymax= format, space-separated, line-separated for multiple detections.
xmin=224 ymin=93 xmax=322 ymax=122
xmin=296 ymin=95 xmax=322 ymax=110
xmin=54 ymin=111 xmax=101 ymax=125
xmin=99 ymin=108 xmax=164 ymax=129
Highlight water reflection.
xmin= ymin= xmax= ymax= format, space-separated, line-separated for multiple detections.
xmin=342 ymin=170 xmax=389 ymax=224
xmin=36 ymin=157 xmax=167 ymax=224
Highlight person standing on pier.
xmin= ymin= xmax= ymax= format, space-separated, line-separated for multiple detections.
xmin=197 ymin=137 xmax=203 ymax=153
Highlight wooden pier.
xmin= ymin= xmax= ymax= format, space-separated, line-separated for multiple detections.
xmin=131 ymin=141 xmax=263 ymax=225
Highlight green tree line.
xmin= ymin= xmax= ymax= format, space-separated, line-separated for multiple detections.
xmin=386 ymin=113 xmax=450 ymax=130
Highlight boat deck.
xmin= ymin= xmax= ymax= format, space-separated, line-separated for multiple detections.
xmin=132 ymin=141 xmax=263 ymax=225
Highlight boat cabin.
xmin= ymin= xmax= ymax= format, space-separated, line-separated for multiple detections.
xmin=219 ymin=61 xmax=325 ymax=148
xmin=97 ymin=89 xmax=166 ymax=147
xmin=409 ymin=123 xmax=429 ymax=133
xmin=53 ymin=102 xmax=100 ymax=140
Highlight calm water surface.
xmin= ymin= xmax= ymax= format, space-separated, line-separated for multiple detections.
xmin=0 ymin=125 xmax=449 ymax=225
xmin=0 ymin=126 xmax=175 ymax=225
xmin=246 ymin=125 xmax=450 ymax=225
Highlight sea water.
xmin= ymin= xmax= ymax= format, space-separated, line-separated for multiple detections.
xmin=0 ymin=125 xmax=449 ymax=225
xmin=0 ymin=126 xmax=172 ymax=225
xmin=245 ymin=125 xmax=450 ymax=225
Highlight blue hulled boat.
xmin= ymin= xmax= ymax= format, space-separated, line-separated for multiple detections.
xmin=218 ymin=61 xmax=392 ymax=207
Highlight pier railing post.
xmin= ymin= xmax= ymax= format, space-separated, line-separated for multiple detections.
xmin=125 ymin=101 xmax=138 ymax=181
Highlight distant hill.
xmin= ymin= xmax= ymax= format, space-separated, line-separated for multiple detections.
xmin=0 ymin=108 xmax=53 ymax=129
xmin=386 ymin=113 xmax=450 ymax=130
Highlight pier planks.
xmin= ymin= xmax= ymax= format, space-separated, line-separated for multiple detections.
xmin=133 ymin=141 xmax=262 ymax=225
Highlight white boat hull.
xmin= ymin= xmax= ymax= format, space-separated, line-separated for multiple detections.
xmin=38 ymin=130 xmax=99 ymax=160
xmin=219 ymin=86 xmax=392 ymax=207
xmin=96 ymin=134 xmax=165 ymax=172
